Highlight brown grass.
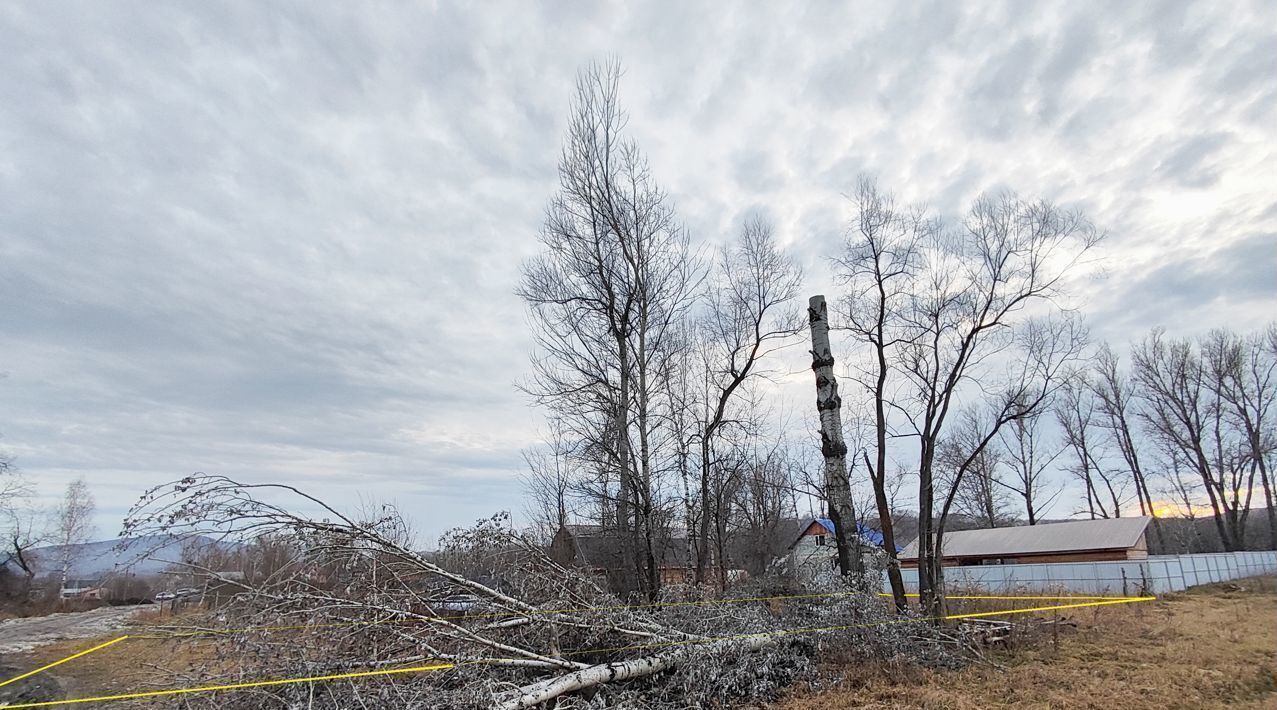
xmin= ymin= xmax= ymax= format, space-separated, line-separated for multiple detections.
xmin=776 ymin=577 xmax=1277 ymax=710
xmin=15 ymin=610 xmax=231 ymax=707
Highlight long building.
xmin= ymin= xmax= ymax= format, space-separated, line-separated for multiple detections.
xmin=899 ymin=517 xmax=1152 ymax=568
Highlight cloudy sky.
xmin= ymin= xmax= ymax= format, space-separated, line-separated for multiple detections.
xmin=2 ymin=2 xmax=1274 ymax=543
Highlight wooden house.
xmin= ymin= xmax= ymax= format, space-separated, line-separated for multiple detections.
xmin=548 ymin=524 xmax=746 ymax=589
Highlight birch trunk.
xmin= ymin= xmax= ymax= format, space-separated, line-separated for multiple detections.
xmin=807 ymin=295 xmax=861 ymax=577
xmin=492 ymin=635 xmax=774 ymax=710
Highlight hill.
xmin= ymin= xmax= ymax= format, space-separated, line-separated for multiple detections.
xmin=2 ymin=535 xmax=233 ymax=580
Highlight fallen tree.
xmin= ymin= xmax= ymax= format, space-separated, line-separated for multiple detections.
xmin=122 ymin=475 xmax=959 ymax=708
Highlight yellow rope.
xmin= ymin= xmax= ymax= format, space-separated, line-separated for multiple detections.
xmin=0 ymin=636 xmax=128 ymax=689
xmin=0 ymin=663 xmax=455 ymax=708
xmin=0 ymin=594 xmax=1156 ymax=708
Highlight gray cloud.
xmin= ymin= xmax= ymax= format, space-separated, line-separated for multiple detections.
xmin=1151 ymin=132 xmax=1234 ymax=188
xmin=1 ymin=1 xmax=1274 ymax=539
xmin=1091 ymin=231 xmax=1277 ymax=341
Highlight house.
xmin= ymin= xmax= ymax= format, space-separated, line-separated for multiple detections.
xmin=548 ymin=524 xmax=746 ymax=589
xmin=778 ymin=518 xmax=898 ymax=581
xmin=786 ymin=517 xmax=896 ymax=550
xmin=60 ymin=578 xmax=108 ymax=600
xmin=898 ymin=516 xmax=1153 ymax=568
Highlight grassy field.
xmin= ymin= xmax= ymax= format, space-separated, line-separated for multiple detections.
xmin=777 ymin=577 xmax=1277 ymax=709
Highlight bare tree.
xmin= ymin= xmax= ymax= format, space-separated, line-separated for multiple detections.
xmin=834 ymin=182 xmax=1098 ymax=616
xmin=517 ymin=59 xmax=701 ymax=598
xmin=5 ymin=513 xmax=45 ymax=597
xmin=663 ymin=323 xmax=704 ymax=580
xmin=520 ymin=419 xmax=576 ymax=541
xmin=1056 ymin=376 xmax=1126 ymax=519
xmin=729 ymin=431 xmax=801 ymax=575
xmin=938 ymin=411 xmax=1012 ymax=529
xmin=1133 ymin=330 xmax=1254 ymax=551
xmin=1092 ymin=343 xmax=1164 ymax=544
xmin=1202 ymin=326 xmax=1276 ymax=550
xmin=691 ymin=217 xmax=801 ymax=584
xmin=54 ymin=476 xmax=96 ymax=593
xmin=1 ymin=453 xmax=27 ymax=542
xmin=832 ymin=177 xmax=930 ymax=610
xmin=897 ymin=193 xmax=1099 ymax=619
xmin=995 ymin=409 xmax=1063 ymax=525
xmin=1 ymin=457 xmax=45 ymax=599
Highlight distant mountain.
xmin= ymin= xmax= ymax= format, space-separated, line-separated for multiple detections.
xmin=2 ymin=535 xmax=236 ymax=580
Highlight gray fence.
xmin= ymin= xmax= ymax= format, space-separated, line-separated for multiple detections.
xmin=891 ymin=550 xmax=1277 ymax=595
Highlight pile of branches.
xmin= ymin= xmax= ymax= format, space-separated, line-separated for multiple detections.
xmin=122 ymin=475 xmax=961 ymax=709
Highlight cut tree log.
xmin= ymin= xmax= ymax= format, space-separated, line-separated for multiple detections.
xmin=492 ymin=635 xmax=775 ymax=710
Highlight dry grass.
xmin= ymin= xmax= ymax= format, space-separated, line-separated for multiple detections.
xmin=776 ymin=576 xmax=1277 ymax=710
xmin=13 ymin=608 xmax=230 ymax=707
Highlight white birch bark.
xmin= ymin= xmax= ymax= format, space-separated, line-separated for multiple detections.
xmin=807 ymin=295 xmax=861 ymax=576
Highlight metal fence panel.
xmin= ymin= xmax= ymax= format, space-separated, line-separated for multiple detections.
xmin=884 ymin=550 xmax=1276 ymax=595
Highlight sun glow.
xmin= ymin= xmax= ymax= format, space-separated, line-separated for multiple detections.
xmin=1149 ymin=500 xmax=1215 ymax=518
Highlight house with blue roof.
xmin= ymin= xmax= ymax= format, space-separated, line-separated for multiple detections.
xmin=779 ymin=517 xmax=901 ymax=582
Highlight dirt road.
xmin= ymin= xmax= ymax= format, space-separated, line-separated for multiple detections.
xmin=0 ymin=606 xmax=144 ymax=655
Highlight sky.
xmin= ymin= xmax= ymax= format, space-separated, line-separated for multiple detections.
xmin=2 ymin=1 xmax=1274 ymax=544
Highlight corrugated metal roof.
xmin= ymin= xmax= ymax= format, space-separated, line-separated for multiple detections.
xmin=898 ymin=517 xmax=1152 ymax=560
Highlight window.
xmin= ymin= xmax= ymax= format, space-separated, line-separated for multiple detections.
xmin=979 ymin=557 xmax=1020 ymax=566
xmin=815 ymin=535 xmax=826 ymax=546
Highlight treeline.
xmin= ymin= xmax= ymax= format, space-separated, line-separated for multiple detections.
xmin=946 ymin=326 xmax=1276 ymax=557
xmin=516 ymin=60 xmax=1275 ymax=614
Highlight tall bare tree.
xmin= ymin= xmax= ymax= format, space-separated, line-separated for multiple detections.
xmin=518 ymin=60 xmax=700 ymax=597
xmin=1133 ymin=330 xmax=1254 ymax=551
xmin=691 ymin=217 xmax=801 ymax=584
xmin=1201 ymin=326 xmax=1276 ymax=549
xmin=1056 ymin=376 xmax=1125 ymax=519
xmin=897 ymin=193 xmax=1099 ymax=619
xmin=832 ymin=177 xmax=929 ymax=610
xmin=834 ymin=181 xmax=1097 ymax=615
xmin=1092 ymin=343 xmax=1164 ymax=544
xmin=923 ymin=315 xmax=1089 ymax=618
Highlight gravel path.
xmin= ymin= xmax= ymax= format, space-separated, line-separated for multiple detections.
xmin=0 ymin=606 xmax=145 ymax=654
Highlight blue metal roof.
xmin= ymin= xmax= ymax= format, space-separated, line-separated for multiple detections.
xmin=815 ymin=518 xmax=901 ymax=552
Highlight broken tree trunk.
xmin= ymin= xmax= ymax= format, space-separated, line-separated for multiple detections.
xmin=492 ymin=634 xmax=775 ymax=710
xmin=807 ymin=295 xmax=862 ymax=577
